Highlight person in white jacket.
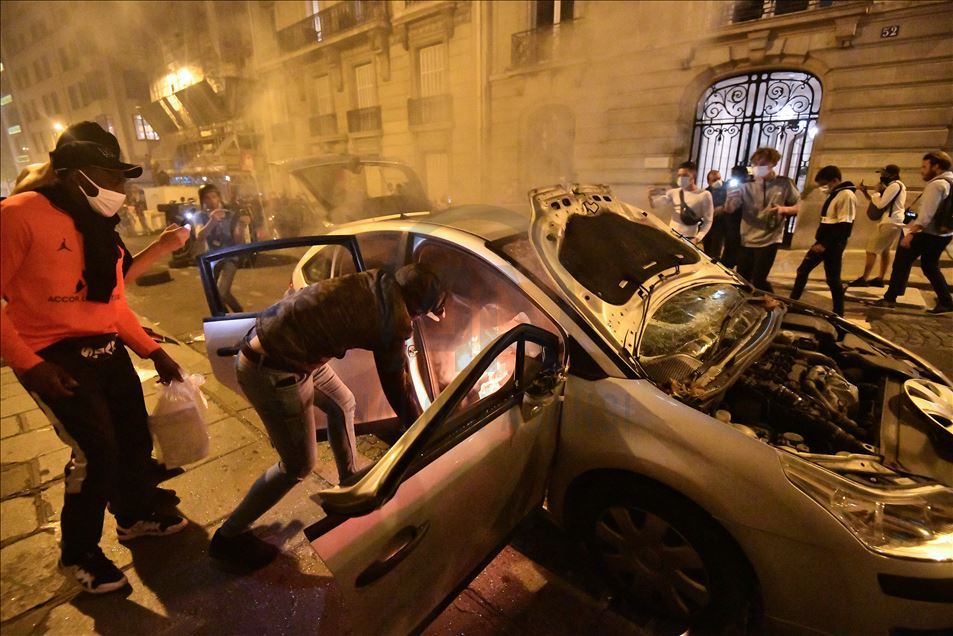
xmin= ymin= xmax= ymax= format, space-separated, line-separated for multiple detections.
xmin=647 ymin=160 xmax=714 ymax=245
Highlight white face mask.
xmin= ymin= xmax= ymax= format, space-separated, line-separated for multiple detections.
xmin=676 ymin=176 xmax=692 ymax=189
xmin=78 ymin=170 xmax=126 ymax=217
xmin=711 ymin=179 xmax=724 ymax=189
xmin=753 ymin=165 xmax=772 ymax=179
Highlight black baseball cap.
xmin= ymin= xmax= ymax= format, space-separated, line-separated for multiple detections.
xmin=49 ymin=121 xmax=143 ymax=178
xmin=876 ymin=164 xmax=901 ymax=176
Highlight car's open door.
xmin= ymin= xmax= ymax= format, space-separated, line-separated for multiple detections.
xmin=198 ymin=236 xmax=364 ymax=396
xmin=306 ymin=324 xmax=567 ymax=635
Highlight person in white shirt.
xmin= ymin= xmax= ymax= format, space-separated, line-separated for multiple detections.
xmin=647 ymin=160 xmax=714 ymax=245
xmin=790 ymin=165 xmax=856 ymax=316
xmin=876 ymin=151 xmax=953 ymax=314
xmin=849 ymin=164 xmax=906 ymax=287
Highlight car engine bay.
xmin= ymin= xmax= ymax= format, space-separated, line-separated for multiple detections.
xmin=663 ymin=309 xmax=952 ymax=486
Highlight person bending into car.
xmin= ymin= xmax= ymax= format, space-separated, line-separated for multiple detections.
xmin=209 ymin=263 xmax=446 ymax=570
xmin=790 ymin=165 xmax=857 ymax=316
xmin=647 ymin=160 xmax=713 ymax=245
xmin=0 ymin=122 xmax=187 ymax=595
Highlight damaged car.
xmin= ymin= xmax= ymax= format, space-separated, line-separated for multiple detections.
xmin=198 ymin=185 xmax=953 ymax=635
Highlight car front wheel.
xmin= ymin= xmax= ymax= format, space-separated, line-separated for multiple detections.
xmin=577 ymin=479 xmax=756 ymax=631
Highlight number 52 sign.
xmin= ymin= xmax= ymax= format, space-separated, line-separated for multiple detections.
xmin=881 ymin=25 xmax=900 ymax=38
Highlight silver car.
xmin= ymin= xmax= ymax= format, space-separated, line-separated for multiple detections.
xmin=199 ymin=184 xmax=953 ymax=635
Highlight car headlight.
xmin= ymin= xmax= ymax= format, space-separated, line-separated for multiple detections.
xmin=779 ymin=452 xmax=953 ymax=561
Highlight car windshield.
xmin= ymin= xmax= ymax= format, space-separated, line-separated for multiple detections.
xmin=639 ymin=284 xmax=762 ymax=362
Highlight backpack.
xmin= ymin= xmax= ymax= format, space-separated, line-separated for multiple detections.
xmin=678 ymin=189 xmax=701 ymax=226
xmin=933 ymin=176 xmax=953 ymax=234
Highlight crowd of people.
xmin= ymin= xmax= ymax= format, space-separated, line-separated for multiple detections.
xmin=650 ymin=147 xmax=953 ymax=316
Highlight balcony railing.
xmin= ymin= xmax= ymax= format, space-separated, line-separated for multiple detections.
xmin=310 ymin=113 xmax=339 ymax=137
xmin=347 ymin=106 xmax=382 ymax=134
xmin=277 ymin=1 xmax=387 ymax=54
xmin=408 ymin=94 xmax=452 ymax=127
xmin=511 ymin=21 xmax=577 ymax=69
xmin=724 ymin=0 xmax=844 ymax=24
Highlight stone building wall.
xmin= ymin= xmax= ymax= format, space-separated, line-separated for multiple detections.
xmin=485 ymin=0 xmax=953 ymax=247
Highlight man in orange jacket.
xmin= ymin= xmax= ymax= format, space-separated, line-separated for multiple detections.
xmin=1 ymin=122 xmax=188 ymax=595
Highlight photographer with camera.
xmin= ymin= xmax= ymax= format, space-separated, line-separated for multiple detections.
xmin=195 ymin=184 xmax=243 ymax=313
xmin=726 ymin=148 xmax=800 ymax=292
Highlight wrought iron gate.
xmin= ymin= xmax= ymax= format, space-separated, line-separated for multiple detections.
xmin=691 ymin=71 xmax=822 ymax=189
xmin=690 ymin=71 xmax=822 ymax=244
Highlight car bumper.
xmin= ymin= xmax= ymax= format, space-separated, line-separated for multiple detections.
xmin=725 ymin=520 xmax=953 ymax=635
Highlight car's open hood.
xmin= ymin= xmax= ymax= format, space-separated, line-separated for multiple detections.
xmin=528 ymin=183 xmax=711 ymax=357
xmin=287 ymin=155 xmax=431 ymax=225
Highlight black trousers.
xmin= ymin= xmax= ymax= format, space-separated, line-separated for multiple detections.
xmin=737 ymin=243 xmax=780 ymax=293
xmin=790 ymin=239 xmax=849 ymax=316
xmin=29 ymin=336 xmax=154 ymax=562
xmin=721 ymin=214 xmax=743 ymax=269
xmin=884 ymin=233 xmax=953 ymax=306
xmin=703 ymin=215 xmax=729 ymax=261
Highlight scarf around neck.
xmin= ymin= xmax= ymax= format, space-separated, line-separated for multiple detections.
xmin=36 ymin=183 xmax=128 ymax=303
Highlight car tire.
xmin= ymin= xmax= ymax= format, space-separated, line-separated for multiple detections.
xmin=576 ymin=479 xmax=756 ymax=632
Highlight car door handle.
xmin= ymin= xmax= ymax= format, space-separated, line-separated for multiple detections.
xmin=354 ymin=521 xmax=430 ymax=588
xmin=216 ymin=346 xmax=240 ymax=357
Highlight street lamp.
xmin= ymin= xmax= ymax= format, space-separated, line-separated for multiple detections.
xmin=53 ymin=121 xmax=64 ymax=132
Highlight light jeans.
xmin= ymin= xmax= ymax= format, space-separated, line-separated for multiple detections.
xmin=220 ymin=354 xmax=357 ymax=536
xmin=214 ymin=258 xmax=243 ymax=313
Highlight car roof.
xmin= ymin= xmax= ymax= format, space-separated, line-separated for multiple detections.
xmin=424 ymin=205 xmax=529 ymax=241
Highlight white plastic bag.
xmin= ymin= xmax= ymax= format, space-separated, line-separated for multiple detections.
xmin=148 ymin=373 xmax=209 ymax=468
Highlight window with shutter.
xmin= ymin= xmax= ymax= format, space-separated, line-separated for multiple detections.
xmin=354 ymin=63 xmax=377 ymax=109
xmin=418 ymin=43 xmax=448 ymax=98
xmin=315 ymin=75 xmax=334 ymax=115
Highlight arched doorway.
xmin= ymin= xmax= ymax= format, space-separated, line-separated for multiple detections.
xmin=690 ymin=70 xmax=822 ymax=190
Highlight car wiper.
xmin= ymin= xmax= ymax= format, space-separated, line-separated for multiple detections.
xmin=687 ymin=295 xmax=753 ymax=382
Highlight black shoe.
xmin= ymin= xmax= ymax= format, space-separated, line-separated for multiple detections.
xmin=152 ymin=487 xmax=180 ymax=507
xmin=871 ymin=298 xmax=896 ymax=308
xmin=927 ymin=304 xmax=953 ymax=315
xmin=148 ymin=460 xmax=185 ymax=485
xmin=59 ymin=550 xmax=128 ymax=594
xmin=116 ymin=512 xmax=188 ymax=542
xmin=868 ymin=277 xmax=885 ymax=288
xmin=209 ymin=528 xmax=279 ymax=571
xmin=847 ymin=277 xmax=868 ymax=287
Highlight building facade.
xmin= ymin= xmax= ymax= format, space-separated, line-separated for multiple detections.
xmin=248 ymin=0 xmax=486 ymax=205
xmin=3 ymin=0 xmax=949 ymax=245
xmin=0 ymin=1 xmax=157 ymax=191
xmin=484 ymin=0 xmax=953 ymax=246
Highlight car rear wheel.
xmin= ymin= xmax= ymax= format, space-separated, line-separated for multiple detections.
xmin=577 ymin=480 xmax=756 ymax=631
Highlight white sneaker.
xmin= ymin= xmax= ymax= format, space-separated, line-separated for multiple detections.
xmin=116 ymin=513 xmax=188 ymax=542
xmin=59 ymin=550 xmax=128 ymax=594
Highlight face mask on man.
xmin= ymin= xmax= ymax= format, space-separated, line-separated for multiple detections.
xmin=753 ymin=165 xmax=772 ymax=179
xmin=676 ymin=176 xmax=692 ymax=189
xmin=879 ymin=176 xmax=893 ymax=185
xmin=78 ymin=170 xmax=126 ymax=217
xmin=710 ymin=179 xmax=724 ymax=189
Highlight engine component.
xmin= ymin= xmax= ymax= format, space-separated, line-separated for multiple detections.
xmin=737 ymin=375 xmax=869 ymax=453
xmin=803 ymin=365 xmax=859 ymax=415
xmin=780 ymin=313 xmax=838 ymax=343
